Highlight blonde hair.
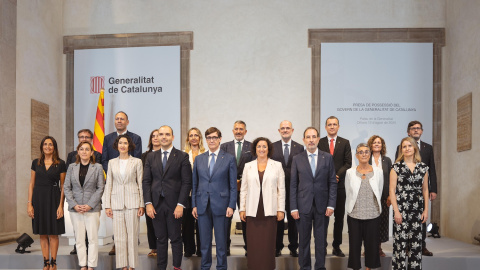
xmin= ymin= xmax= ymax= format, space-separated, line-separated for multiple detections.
xmin=395 ymin=137 xmax=421 ymax=163
xmin=184 ymin=127 xmax=205 ymax=153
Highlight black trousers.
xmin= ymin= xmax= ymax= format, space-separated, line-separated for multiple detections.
xmin=332 ymin=188 xmax=346 ymax=248
xmin=422 ymin=222 xmax=427 ymax=248
xmin=145 ymin=213 xmax=156 ymax=250
xmin=153 ymin=198 xmax=183 ymax=270
xmin=226 ymin=191 xmax=247 ymax=251
xmin=347 ymin=216 xmax=381 ymax=270
xmin=276 ymin=190 xmax=298 ymax=252
xmin=182 ymin=206 xmax=196 ymax=254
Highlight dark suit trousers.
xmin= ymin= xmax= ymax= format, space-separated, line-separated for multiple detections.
xmin=198 ymin=200 xmax=228 ymax=270
xmin=347 ymin=216 xmax=381 ymax=270
xmin=182 ymin=205 xmax=196 ymax=254
xmin=332 ymin=188 xmax=346 ymax=248
xmin=145 ymin=214 xmax=157 ymax=250
xmin=276 ymin=189 xmax=298 ymax=252
xmin=296 ymin=203 xmax=329 ymax=270
xmin=227 ymin=191 xmax=247 ymax=251
xmin=153 ymin=197 xmax=183 ymax=269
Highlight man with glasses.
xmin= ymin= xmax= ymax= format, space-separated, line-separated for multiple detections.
xmin=291 ymin=127 xmax=337 ymax=270
xmin=271 ymin=120 xmax=304 ymax=257
xmin=220 ymin=120 xmax=253 ymax=255
xmin=66 ymin=128 xmax=103 ymax=255
xmin=192 ymin=127 xmax=237 ymax=270
xmin=317 ymin=116 xmax=352 ymax=257
xmin=395 ymin=120 xmax=437 ymax=257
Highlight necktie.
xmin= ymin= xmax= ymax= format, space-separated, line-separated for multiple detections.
xmin=329 ymin=138 xmax=335 ymax=155
xmin=310 ymin=153 xmax=316 ymax=176
xmin=284 ymin=144 xmax=290 ymax=164
xmin=209 ymin=153 xmax=216 ymax=176
xmin=163 ymin=151 xmax=168 ymax=170
xmin=236 ymin=142 xmax=242 ymax=165
xmin=417 ymin=141 xmax=421 ymax=152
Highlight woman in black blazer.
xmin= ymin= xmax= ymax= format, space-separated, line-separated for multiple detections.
xmin=367 ymin=135 xmax=392 ymax=257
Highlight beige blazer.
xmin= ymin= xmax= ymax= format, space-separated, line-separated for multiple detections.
xmin=240 ymin=159 xmax=285 ymax=217
xmin=104 ymin=156 xmax=144 ymax=210
xmin=345 ymin=166 xmax=383 ymax=214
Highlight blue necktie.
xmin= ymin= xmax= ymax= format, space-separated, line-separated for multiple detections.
xmin=163 ymin=151 xmax=168 ymax=170
xmin=209 ymin=153 xmax=216 ymax=176
xmin=310 ymin=153 xmax=316 ymax=177
xmin=284 ymin=144 xmax=289 ymax=165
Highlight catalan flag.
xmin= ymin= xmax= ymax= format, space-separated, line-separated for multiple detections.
xmin=93 ymin=89 xmax=105 ymax=153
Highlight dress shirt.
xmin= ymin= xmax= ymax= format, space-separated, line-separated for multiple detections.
xmin=371 ymin=155 xmax=382 ymax=169
xmin=117 ymin=130 xmax=128 ymax=136
xmin=327 ymin=135 xmax=338 ymax=148
xmin=119 ymin=158 xmax=128 ymax=179
xmin=282 ymin=139 xmax=292 ymax=149
xmin=234 ymin=139 xmax=245 ymax=158
xmin=208 ymin=148 xmax=221 ymax=167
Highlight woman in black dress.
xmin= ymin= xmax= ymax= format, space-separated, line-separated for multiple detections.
xmin=27 ymin=136 xmax=66 ymax=270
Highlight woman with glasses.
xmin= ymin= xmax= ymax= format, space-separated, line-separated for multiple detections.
xmin=141 ymin=129 xmax=162 ymax=257
xmin=345 ymin=143 xmax=383 ymax=270
xmin=390 ymin=137 xmax=429 ymax=270
xmin=183 ymin=127 xmax=206 ymax=257
xmin=367 ymin=135 xmax=392 ymax=256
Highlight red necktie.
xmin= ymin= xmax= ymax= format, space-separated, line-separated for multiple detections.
xmin=330 ymin=138 xmax=334 ymax=155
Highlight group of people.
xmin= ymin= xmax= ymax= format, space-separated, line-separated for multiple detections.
xmin=27 ymin=110 xmax=437 ymax=270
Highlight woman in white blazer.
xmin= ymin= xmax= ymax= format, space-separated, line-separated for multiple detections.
xmin=104 ymin=135 xmax=144 ymax=270
xmin=345 ymin=143 xmax=383 ymax=270
xmin=64 ymin=141 xmax=105 ymax=270
xmin=239 ymin=137 xmax=285 ymax=270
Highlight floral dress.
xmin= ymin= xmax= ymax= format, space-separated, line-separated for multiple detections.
xmin=392 ymin=161 xmax=428 ymax=270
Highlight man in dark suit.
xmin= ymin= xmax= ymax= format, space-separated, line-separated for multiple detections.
xmin=102 ymin=111 xmax=142 ymax=173
xmin=317 ymin=116 xmax=352 ymax=257
xmin=291 ymin=127 xmax=337 ymax=270
xmin=66 ymin=128 xmax=102 ymax=255
xmin=192 ymin=127 xmax=237 ymax=270
xmin=143 ymin=126 xmax=192 ymax=270
xmin=395 ymin=120 xmax=437 ymax=256
xmin=220 ymin=120 xmax=253 ymax=255
xmin=271 ymin=120 xmax=304 ymax=257
xmin=101 ymin=111 xmax=142 ymax=255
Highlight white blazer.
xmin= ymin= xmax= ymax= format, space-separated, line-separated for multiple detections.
xmin=104 ymin=156 xmax=144 ymax=210
xmin=345 ymin=166 xmax=383 ymax=214
xmin=240 ymin=159 xmax=285 ymax=217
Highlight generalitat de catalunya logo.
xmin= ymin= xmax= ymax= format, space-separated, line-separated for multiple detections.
xmin=90 ymin=76 xmax=105 ymax=94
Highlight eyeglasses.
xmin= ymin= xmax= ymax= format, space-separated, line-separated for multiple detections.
xmin=409 ymin=127 xmax=422 ymax=131
xmin=78 ymin=136 xmax=92 ymax=139
xmin=356 ymin=150 xmax=370 ymax=156
xmin=205 ymin=136 xmax=219 ymax=141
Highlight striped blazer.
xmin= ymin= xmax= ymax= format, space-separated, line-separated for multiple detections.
xmin=64 ymin=162 xmax=105 ymax=212
xmin=104 ymin=156 xmax=144 ymax=210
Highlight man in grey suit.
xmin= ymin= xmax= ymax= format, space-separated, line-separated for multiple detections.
xmin=220 ymin=120 xmax=253 ymax=255
xmin=271 ymin=120 xmax=304 ymax=257
xmin=291 ymin=127 xmax=337 ymax=270
xmin=143 ymin=126 xmax=192 ymax=270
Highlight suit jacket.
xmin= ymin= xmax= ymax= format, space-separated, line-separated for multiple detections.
xmin=64 ymin=163 xmax=105 ymax=212
xmin=239 ymin=159 xmax=285 ymax=217
xmin=191 ymin=150 xmax=237 ymax=216
xmin=290 ymin=150 xmax=337 ymax=214
xmin=104 ymin=156 xmax=144 ymax=210
xmin=271 ymin=140 xmax=304 ymax=185
xmin=220 ymin=140 xmax=254 ymax=181
xmin=395 ymin=141 xmax=437 ymax=193
xmin=369 ymin=155 xmax=392 ymax=200
xmin=318 ymin=136 xmax=352 ymax=189
xmin=142 ymin=147 xmax=192 ymax=210
xmin=102 ymin=131 xmax=143 ymax=173
xmin=66 ymin=150 xmax=102 ymax=170
xmin=345 ymin=166 xmax=383 ymax=214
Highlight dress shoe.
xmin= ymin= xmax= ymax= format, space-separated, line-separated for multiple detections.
xmin=275 ymin=250 xmax=281 ymax=257
xmin=422 ymin=247 xmax=433 ymax=256
xmin=184 ymin=252 xmax=192 ymax=257
xmin=70 ymin=246 xmax=77 ymax=255
xmin=226 ymin=250 xmax=231 ymax=256
xmin=290 ymin=250 xmax=299 ymax=257
xmin=196 ymin=251 xmax=202 ymax=257
xmin=332 ymin=247 xmax=345 ymax=257
xmin=108 ymin=245 xmax=116 ymax=256
xmin=245 ymin=251 xmax=248 ymax=256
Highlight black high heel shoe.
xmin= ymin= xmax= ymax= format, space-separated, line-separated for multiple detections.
xmin=50 ymin=258 xmax=57 ymax=270
xmin=43 ymin=258 xmax=50 ymax=270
